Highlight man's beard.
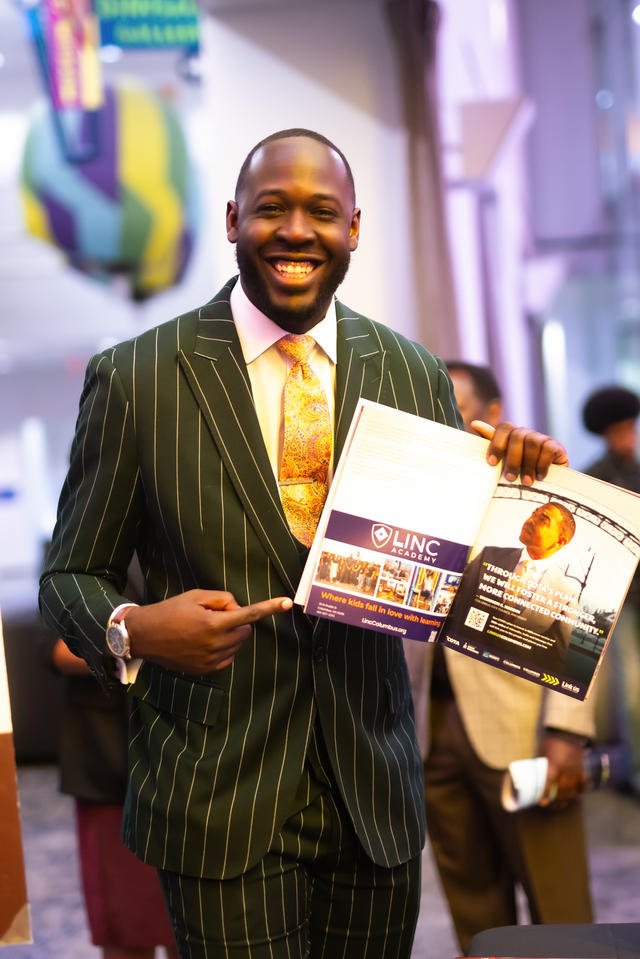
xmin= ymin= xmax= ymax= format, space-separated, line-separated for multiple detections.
xmin=235 ymin=245 xmax=350 ymax=331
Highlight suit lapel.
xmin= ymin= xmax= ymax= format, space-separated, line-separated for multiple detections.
xmin=334 ymin=300 xmax=390 ymax=463
xmin=178 ymin=280 xmax=304 ymax=594
xmin=177 ymin=289 xmax=390 ymax=593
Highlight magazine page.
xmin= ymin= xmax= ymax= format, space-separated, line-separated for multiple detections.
xmin=295 ymin=400 xmax=501 ymax=642
xmin=442 ymin=467 xmax=640 ymax=700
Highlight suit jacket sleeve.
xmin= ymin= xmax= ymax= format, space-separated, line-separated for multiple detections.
xmin=39 ymin=350 xmax=142 ymax=684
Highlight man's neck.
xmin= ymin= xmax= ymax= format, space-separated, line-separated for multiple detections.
xmin=525 ymin=547 xmax=559 ymax=563
xmin=240 ymin=279 xmax=332 ymax=335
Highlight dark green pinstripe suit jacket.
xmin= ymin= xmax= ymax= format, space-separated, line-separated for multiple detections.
xmin=39 ymin=277 xmax=462 ymax=879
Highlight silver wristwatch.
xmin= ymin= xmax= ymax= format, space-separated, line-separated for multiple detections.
xmin=106 ymin=604 xmax=136 ymax=660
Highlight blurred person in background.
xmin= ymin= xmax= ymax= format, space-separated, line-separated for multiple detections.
xmin=445 ymin=361 xmax=502 ymax=432
xmin=583 ymin=385 xmax=640 ymax=797
xmin=403 ymin=361 xmax=595 ymax=956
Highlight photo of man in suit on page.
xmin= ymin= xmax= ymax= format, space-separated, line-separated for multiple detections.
xmin=446 ymin=501 xmax=580 ymax=676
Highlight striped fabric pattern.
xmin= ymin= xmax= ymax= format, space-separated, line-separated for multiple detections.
xmin=39 ymin=276 xmax=463 ymax=880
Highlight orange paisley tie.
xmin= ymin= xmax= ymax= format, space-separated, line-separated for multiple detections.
xmin=277 ymin=334 xmax=332 ymax=546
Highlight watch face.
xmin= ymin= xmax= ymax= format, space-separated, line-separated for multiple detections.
xmin=107 ymin=623 xmax=128 ymax=657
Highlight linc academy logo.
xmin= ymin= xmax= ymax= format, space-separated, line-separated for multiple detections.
xmin=369 ymin=522 xmax=442 ymax=562
xmin=371 ymin=524 xmax=393 ymax=549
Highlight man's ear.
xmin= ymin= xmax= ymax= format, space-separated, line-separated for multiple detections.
xmin=226 ymin=200 xmax=239 ymax=243
xmin=349 ymin=208 xmax=361 ymax=251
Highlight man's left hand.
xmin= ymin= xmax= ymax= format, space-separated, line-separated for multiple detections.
xmin=471 ymin=420 xmax=569 ymax=486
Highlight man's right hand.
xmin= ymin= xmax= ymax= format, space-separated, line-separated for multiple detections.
xmin=123 ymin=590 xmax=293 ymax=674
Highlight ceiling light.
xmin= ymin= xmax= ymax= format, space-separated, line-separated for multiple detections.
xmin=595 ymin=89 xmax=614 ymax=109
xmin=99 ymin=44 xmax=122 ymax=63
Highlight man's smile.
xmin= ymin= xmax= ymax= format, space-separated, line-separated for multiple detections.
xmin=270 ymin=258 xmax=318 ymax=277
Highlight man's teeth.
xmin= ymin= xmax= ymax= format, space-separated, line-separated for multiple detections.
xmin=274 ymin=261 xmax=314 ymax=276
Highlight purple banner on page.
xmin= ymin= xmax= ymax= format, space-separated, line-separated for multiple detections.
xmin=324 ymin=511 xmax=469 ymax=572
xmin=306 ymin=583 xmax=444 ymax=642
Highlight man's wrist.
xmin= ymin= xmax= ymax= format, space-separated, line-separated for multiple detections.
xmin=106 ymin=603 xmax=143 ymax=684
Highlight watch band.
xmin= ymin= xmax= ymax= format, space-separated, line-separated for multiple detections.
xmin=109 ymin=602 xmax=138 ymax=626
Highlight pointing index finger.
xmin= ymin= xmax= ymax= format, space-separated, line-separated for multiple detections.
xmin=222 ymin=596 xmax=293 ymax=628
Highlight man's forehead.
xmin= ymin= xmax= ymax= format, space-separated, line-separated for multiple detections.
xmin=533 ymin=505 xmax=559 ymax=519
xmin=451 ymin=370 xmax=475 ymax=392
xmin=243 ymin=137 xmax=352 ymax=196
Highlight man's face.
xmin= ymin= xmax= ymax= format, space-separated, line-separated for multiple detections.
xmin=604 ymin=418 xmax=638 ymax=461
xmin=519 ymin=504 xmax=567 ymax=559
xmin=226 ymin=136 xmax=361 ymax=334
xmin=450 ymin=370 xmax=501 ymax=432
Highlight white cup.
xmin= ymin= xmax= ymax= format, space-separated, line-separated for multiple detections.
xmin=501 ymin=756 xmax=549 ymax=811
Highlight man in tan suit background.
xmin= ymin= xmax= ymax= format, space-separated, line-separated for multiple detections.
xmin=404 ymin=361 xmax=594 ymax=956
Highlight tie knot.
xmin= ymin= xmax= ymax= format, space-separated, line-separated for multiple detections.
xmin=276 ymin=333 xmax=315 ymax=366
xmin=517 ymin=559 xmax=535 ymax=578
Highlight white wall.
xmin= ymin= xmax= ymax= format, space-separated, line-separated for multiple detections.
xmin=200 ymin=2 xmax=419 ymax=341
xmin=438 ymin=0 xmax=537 ymax=427
xmin=518 ymin=0 xmax=602 ymax=242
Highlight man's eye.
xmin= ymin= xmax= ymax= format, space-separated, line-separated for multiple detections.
xmin=258 ymin=204 xmax=282 ymax=215
xmin=314 ymin=208 xmax=338 ymax=219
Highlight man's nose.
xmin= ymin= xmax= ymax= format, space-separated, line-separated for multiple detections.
xmin=276 ymin=208 xmax=314 ymax=244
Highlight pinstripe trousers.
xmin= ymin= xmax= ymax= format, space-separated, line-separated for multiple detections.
xmin=158 ymin=722 xmax=421 ymax=959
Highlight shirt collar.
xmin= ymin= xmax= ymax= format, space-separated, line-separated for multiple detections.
xmin=518 ymin=547 xmax=557 ymax=573
xmin=230 ymin=276 xmax=338 ymax=365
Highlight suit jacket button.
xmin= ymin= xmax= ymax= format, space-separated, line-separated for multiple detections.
xmin=313 ymin=644 xmax=326 ymax=663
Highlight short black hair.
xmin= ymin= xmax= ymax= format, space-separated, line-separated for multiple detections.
xmin=548 ymin=501 xmax=576 ymax=542
xmin=582 ymin=385 xmax=640 ymax=434
xmin=234 ymin=128 xmax=356 ymax=204
xmin=445 ymin=361 xmax=502 ymax=404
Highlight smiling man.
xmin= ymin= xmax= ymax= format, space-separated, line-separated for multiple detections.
xmin=229 ymin=132 xmax=360 ymax=333
xmin=39 ymin=129 xmax=571 ymax=958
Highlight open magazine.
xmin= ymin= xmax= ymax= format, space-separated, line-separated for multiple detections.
xmin=295 ymin=400 xmax=640 ymax=700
